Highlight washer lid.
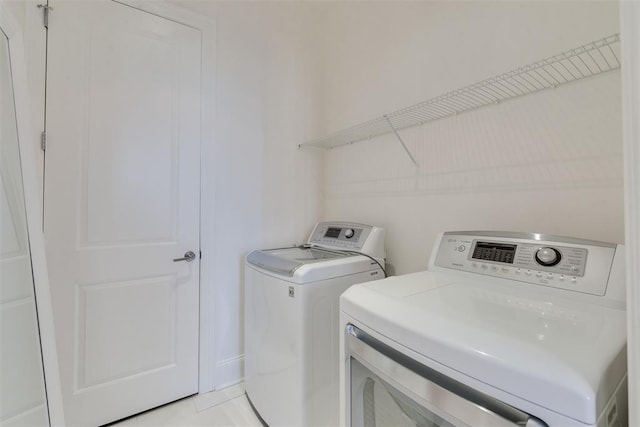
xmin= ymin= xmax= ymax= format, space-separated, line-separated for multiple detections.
xmin=340 ymin=271 xmax=627 ymax=425
xmin=247 ymin=247 xmax=353 ymax=277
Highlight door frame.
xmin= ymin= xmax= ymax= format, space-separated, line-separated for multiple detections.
xmin=1 ymin=4 xmax=65 ymax=424
xmin=621 ymin=1 xmax=640 ymax=424
xmin=114 ymin=0 xmax=217 ymax=394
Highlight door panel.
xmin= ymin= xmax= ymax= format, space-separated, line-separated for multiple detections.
xmin=82 ymin=21 xmax=177 ymax=246
xmin=44 ymin=1 xmax=201 ymax=425
xmin=78 ymin=276 xmax=177 ymax=389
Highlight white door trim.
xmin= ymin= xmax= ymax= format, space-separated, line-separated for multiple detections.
xmin=1 ymin=4 xmax=66 ymax=425
xmin=621 ymin=1 xmax=640 ymax=425
xmin=113 ymin=0 xmax=217 ymax=394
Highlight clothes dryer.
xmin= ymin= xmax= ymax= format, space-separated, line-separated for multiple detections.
xmin=341 ymin=231 xmax=627 ymax=427
xmin=245 ymin=222 xmax=385 ymax=427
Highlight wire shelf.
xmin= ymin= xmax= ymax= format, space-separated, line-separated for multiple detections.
xmin=299 ymin=33 xmax=621 ymax=162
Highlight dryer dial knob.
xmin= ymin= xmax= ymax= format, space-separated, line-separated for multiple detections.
xmin=535 ymin=247 xmax=561 ymax=266
xmin=344 ymin=228 xmax=355 ymax=239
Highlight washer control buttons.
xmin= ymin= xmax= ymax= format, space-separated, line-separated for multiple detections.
xmin=535 ymin=247 xmax=562 ymax=267
xmin=344 ymin=228 xmax=355 ymax=239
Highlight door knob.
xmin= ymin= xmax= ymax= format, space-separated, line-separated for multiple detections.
xmin=173 ymin=251 xmax=196 ymax=263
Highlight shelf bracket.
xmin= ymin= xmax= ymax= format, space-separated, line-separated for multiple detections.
xmin=383 ymin=115 xmax=419 ymax=167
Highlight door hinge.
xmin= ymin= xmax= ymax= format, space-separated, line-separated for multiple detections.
xmin=40 ymin=131 xmax=46 ymax=152
xmin=37 ymin=4 xmax=53 ymax=28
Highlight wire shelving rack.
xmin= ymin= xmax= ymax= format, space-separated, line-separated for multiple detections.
xmin=299 ymin=34 xmax=621 ymax=167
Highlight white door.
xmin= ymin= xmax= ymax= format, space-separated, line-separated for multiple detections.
xmin=44 ymin=1 xmax=201 ymax=425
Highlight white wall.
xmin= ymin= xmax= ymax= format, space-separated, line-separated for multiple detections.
xmin=183 ymin=0 xmax=625 ymax=388
xmin=175 ymin=1 xmax=324 ymax=388
xmin=317 ymin=1 xmax=624 ymax=275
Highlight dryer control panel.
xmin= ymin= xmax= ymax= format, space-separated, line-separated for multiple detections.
xmin=431 ymin=231 xmax=618 ymax=296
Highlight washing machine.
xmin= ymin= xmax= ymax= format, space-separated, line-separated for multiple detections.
xmin=340 ymin=231 xmax=628 ymax=427
xmin=245 ymin=221 xmax=386 ymax=427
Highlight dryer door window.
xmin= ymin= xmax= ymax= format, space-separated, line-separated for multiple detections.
xmin=346 ymin=325 xmax=548 ymax=427
xmin=350 ymin=358 xmax=456 ymax=427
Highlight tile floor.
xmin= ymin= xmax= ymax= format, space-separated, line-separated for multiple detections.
xmin=111 ymin=384 xmax=263 ymax=427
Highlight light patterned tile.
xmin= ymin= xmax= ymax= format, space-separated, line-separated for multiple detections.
xmin=109 ymin=416 xmax=139 ymax=427
xmin=188 ymin=395 xmax=263 ymax=427
xmin=193 ymin=383 xmax=246 ymax=412
xmin=135 ymin=396 xmax=198 ymax=427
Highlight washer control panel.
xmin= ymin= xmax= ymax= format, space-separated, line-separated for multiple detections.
xmin=308 ymin=222 xmax=372 ymax=251
xmin=433 ymin=232 xmax=617 ymax=296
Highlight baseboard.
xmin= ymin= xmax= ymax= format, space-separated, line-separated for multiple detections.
xmin=213 ymin=355 xmax=244 ymax=391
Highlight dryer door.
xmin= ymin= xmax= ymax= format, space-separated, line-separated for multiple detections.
xmin=346 ymin=325 xmax=548 ymax=427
